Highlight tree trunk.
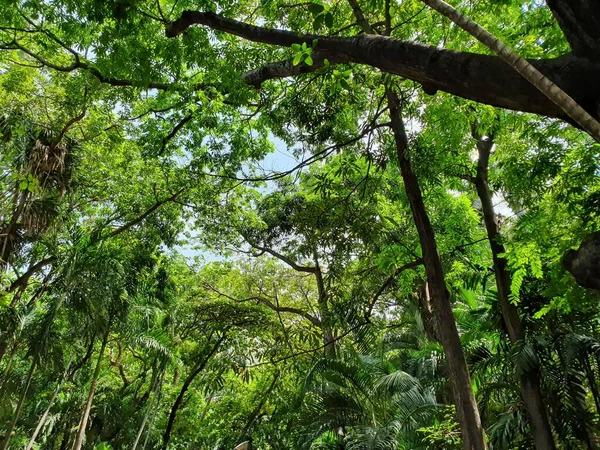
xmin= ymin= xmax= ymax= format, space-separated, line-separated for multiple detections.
xmin=238 ymin=372 xmax=280 ymax=443
xmin=0 ymin=355 xmax=38 ymax=450
xmin=386 ymin=88 xmax=486 ymax=450
xmin=471 ymin=131 xmax=556 ymax=450
xmin=0 ymin=342 xmax=19 ymax=391
xmin=161 ymin=334 xmax=226 ymax=450
xmin=26 ymin=357 xmax=73 ymax=450
xmin=59 ymin=419 xmax=73 ymax=450
xmin=0 ymin=341 xmax=7 ymax=377
xmin=417 ymin=281 xmax=439 ymax=343
xmin=141 ymin=383 xmax=163 ymax=450
xmin=132 ymin=371 xmax=165 ymax=450
xmin=420 ymin=0 xmax=600 ymax=142
xmin=72 ymin=328 xmax=110 ymax=450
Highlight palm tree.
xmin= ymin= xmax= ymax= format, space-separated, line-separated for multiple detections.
xmin=301 ymin=352 xmax=439 ymax=449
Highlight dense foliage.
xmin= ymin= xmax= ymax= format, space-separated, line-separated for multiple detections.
xmin=0 ymin=0 xmax=599 ymax=449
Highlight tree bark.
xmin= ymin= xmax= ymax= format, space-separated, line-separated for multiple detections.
xmin=72 ymin=328 xmax=110 ymax=450
xmin=417 ymin=282 xmax=439 ymax=343
xmin=132 ymin=371 xmax=164 ymax=450
xmin=238 ymin=372 xmax=280 ymax=443
xmin=470 ymin=130 xmax=556 ymax=450
xmin=420 ymin=0 xmax=600 ymax=142
xmin=386 ymin=89 xmax=486 ymax=450
xmin=161 ymin=334 xmax=226 ymax=450
xmin=546 ymin=0 xmax=600 ymax=58
xmin=0 ymin=341 xmax=7 ymax=375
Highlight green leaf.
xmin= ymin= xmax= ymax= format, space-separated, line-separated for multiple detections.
xmin=291 ymin=43 xmax=302 ymax=51
xmin=323 ymin=58 xmax=330 ymax=67
xmin=0 ymin=292 xmax=10 ymax=308
xmin=304 ymin=55 xmax=313 ymax=66
xmin=325 ymin=11 xmax=334 ymax=28
xmin=293 ymin=53 xmax=303 ymax=66
xmin=308 ymin=3 xmax=325 ymax=15
xmin=313 ymin=14 xmax=324 ymax=30
xmin=19 ymin=180 xmax=28 ymax=190
xmin=312 ymin=39 xmax=318 ymax=48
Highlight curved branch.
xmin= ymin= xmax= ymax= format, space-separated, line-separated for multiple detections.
xmin=204 ymin=283 xmax=321 ymax=327
xmin=159 ymin=114 xmax=193 ymax=155
xmin=365 ymin=258 xmax=424 ymax=319
xmin=252 ymin=244 xmax=317 ymax=273
xmin=1 ymin=40 xmax=205 ymax=91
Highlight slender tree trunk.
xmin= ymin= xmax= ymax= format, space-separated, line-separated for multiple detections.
xmin=1 ymin=190 xmax=28 ymax=268
xmin=420 ymin=0 xmax=600 ymax=142
xmin=314 ymin=258 xmax=336 ymax=358
xmin=59 ymin=419 xmax=73 ymax=450
xmin=72 ymin=328 xmax=110 ymax=450
xmin=470 ymin=131 xmax=556 ymax=450
xmin=238 ymin=372 xmax=280 ymax=443
xmin=198 ymin=392 xmax=215 ymax=423
xmin=141 ymin=384 xmax=163 ymax=450
xmin=386 ymin=88 xmax=486 ymax=450
xmin=0 ymin=341 xmax=8 ymax=378
xmin=26 ymin=357 xmax=73 ymax=450
xmin=583 ymin=357 xmax=600 ymax=416
xmin=0 ymin=355 xmax=38 ymax=450
xmin=0 ymin=341 xmax=19 ymax=391
xmin=132 ymin=370 xmax=165 ymax=450
xmin=161 ymin=334 xmax=226 ymax=450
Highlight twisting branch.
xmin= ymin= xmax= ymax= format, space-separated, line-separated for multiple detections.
xmin=100 ymin=188 xmax=185 ymax=242
xmin=54 ymin=97 xmax=87 ymax=146
xmin=158 ymin=114 xmax=193 ymax=155
xmin=0 ymin=39 xmax=206 ymax=92
xmin=203 ymin=283 xmax=321 ymax=327
xmin=365 ymin=258 xmax=424 ymax=319
xmin=5 ymin=188 xmax=186 ymax=297
xmin=248 ymin=321 xmax=369 ymax=367
xmin=251 ymin=244 xmax=317 ymax=274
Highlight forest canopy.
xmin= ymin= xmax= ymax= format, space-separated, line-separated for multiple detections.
xmin=0 ymin=0 xmax=599 ymax=449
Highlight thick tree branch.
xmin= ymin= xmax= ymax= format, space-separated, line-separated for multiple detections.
xmin=167 ymin=10 xmax=600 ymax=121
xmin=546 ymin=0 xmax=600 ymax=58
xmin=421 ymin=0 xmax=600 ymax=141
xmin=242 ymin=52 xmax=348 ymax=87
